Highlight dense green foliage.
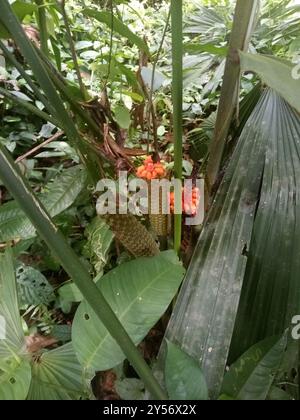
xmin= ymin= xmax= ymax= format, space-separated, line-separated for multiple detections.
xmin=0 ymin=0 xmax=300 ymax=401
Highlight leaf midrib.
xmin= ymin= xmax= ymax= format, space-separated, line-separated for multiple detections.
xmin=84 ymin=264 xmax=179 ymax=369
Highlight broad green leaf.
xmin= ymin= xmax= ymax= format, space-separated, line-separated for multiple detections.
xmin=75 ymin=40 xmax=94 ymax=50
xmin=222 ymin=335 xmax=287 ymax=400
xmin=0 ymin=165 xmax=87 ymax=242
xmin=0 ymin=358 xmax=31 ymax=400
xmin=239 ymin=52 xmax=300 ymax=113
xmin=16 ymin=264 xmax=55 ymax=306
xmin=83 ymin=9 xmax=150 ymax=56
xmin=165 ymin=340 xmax=208 ymax=400
xmin=0 ymin=249 xmax=31 ymax=400
xmin=0 ymin=1 xmax=37 ymax=39
xmin=83 ymin=217 xmax=114 ymax=274
xmin=115 ymin=378 xmax=145 ymax=400
xmin=113 ymin=105 xmax=131 ymax=130
xmin=122 ymin=91 xmax=144 ymax=104
xmin=58 ymin=282 xmax=85 ymax=305
xmin=267 ymin=387 xmax=293 ymax=401
xmin=289 ymin=38 xmax=300 ymax=55
xmin=115 ymin=61 xmax=142 ymax=92
xmin=141 ymin=66 xmax=168 ymax=92
xmin=27 ymin=343 xmax=87 ymax=400
xmin=58 ymin=271 xmax=104 ymax=310
xmin=72 ymin=251 xmax=185 ymax=372
xmin=51 ymin=325 xmax=72 ymax=343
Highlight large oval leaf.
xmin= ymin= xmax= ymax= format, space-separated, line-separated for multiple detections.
xmin=165 ymin=340 xmax=208 ymax=400
xmin=221 ymin=334 xmax=287 ymax=400
xmin=72 ymin=251 xmax=185 ymax=372
xmin=0 ymin=165 xmax=87 ymax=242
xmin=16 ymin=264 xmax=55 ymax=306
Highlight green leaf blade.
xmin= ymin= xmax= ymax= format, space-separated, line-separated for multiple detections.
xmin=72 ymin=251 xmax=185 ymax=372
xmin=165 ymin=340 xmax=208 ymax=400
xmin=0 ymin=166 xmax=87 ymax=242
xmin=0 ymin=358 xmax=31 ymax=400
xmin=222 ymin=334 xmax=287 ymax=400
xmin=0 ymin=249 xmax=31 ymax=400
xmin=27 ymin=343 xmax=87 ymax=400
xmin=83 ymin=9 xmax=150 ymax=57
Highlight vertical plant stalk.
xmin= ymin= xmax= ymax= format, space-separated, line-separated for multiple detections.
xmin=34 ymin=46 xmax=102 ymax=136
xmin=147 ymin=6 xmax=171 ymax=155
xmin=171 ymin=0 xmax=183 ymax=254
xmin=104 ymin=0 xmax=114 ymax=89
xmin=35 ymin=0 xmax=49 ymax=57
xmin=206 ymin=0 xmax=259 ymax=191
xmin=0 ymin=40 xmax=54 ymax=115
xmin=60 ymin=0 xmax=87 ymax=100
xmin=0 ymin=145 xmax=167 ymax=400
xmin=0 ymin=87 xmax=60 ymax=127
xmin=0 ymin=0 xmax=99 ymax=183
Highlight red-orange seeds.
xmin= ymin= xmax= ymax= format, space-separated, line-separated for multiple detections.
xmin=169 ymin=187 xmax=200 ymax=216
xmin=136 ymin=156 xmax=167 ymax=180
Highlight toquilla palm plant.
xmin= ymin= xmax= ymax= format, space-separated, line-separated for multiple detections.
xmin=1 ymin=0 xmax=300 ymax=401
xmin=158 ymin=0 xmax=300 ymax=400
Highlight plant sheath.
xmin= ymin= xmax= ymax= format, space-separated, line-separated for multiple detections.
xmin=171 ymin=0 xmax=183 ymax=254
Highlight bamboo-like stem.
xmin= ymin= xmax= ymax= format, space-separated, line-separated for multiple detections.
xmin=60 ymin=0 xmax=87 ymax=100
xmin=0 ymin=40 xmax=54 ymax=115
xmin=206 ymin=0 xmax=259 ymax=191
xmin=147 ymin=6 xmax=171 ymax=155
xmin=104 ymin=0 xmax=114 ymax=89
xmin=0 ymin=144 xmax=168 ymax=400
xmin=35 ymin=0 xmax=49 ymax=57
xmin=34 ymin=46 xmax=102 ymax=137
xmin=0 ymin=87 xmax=60 ymax=127
xmin=171 ymin=0 xmax=183 ymax=254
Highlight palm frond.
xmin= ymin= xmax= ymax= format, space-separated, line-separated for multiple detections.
xmin=160 ymin=89 xmax=300 ymax=398
xmin=230 ymin=90 xmax=300 ymax=361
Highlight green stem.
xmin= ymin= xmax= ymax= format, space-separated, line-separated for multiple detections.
xmin=0 ymin=40 xmax=54 ymax=115
xmin=171 ymin=0 xmax=183 ymax=255
xmin=34 ymin=46 xmax=102 ymax=137
xmin=0 ymin=144 xmax=168 ymax=401
xmin=0 ymin=87 xmax=60 ymax=127
xmin=147 ymin=6 xmax=171 ymax=155
xmin=60 ymin=0 xmax=87 ymax=100
xmin=206 ymin=0 xmax=259 ymax=191
xmin=35 ymin=0 xmax=49 ymax=57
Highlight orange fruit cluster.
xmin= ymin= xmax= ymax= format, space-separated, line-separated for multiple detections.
xmin=169 ymin=187 xmax=200 ymax=216
xmin=136 ymin=156 xmax=166 ymax=180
